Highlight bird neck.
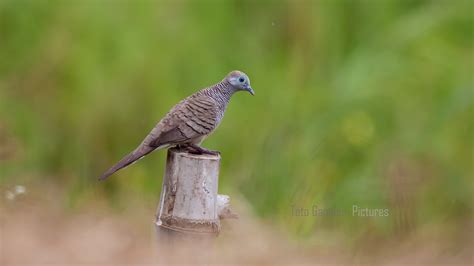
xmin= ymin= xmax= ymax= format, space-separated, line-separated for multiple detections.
xmin=207 ymin=80 xmax=235 ymax=105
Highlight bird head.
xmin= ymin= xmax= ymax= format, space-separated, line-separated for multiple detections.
xmin=227 ymin=70 xmax=254 ymax=95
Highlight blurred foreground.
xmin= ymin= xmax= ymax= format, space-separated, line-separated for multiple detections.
xmin=1 ymin=183 xmax=471 ymax=265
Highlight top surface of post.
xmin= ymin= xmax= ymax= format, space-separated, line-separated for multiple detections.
xmin=169 ymin=147 xmax=221 ymax=161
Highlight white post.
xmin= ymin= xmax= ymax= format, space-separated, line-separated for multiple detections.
xmin=155 ymin=148 xmax=235 ymax=235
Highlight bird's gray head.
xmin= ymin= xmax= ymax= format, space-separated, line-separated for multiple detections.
xmin=226 ymin=70 xmax=254 ymax=96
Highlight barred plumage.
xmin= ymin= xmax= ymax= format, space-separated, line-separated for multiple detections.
xmin=99 ymin=70 xmax=254 ymax=180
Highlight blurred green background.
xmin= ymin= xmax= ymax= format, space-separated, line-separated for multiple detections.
xmin=0 ymin=0 xmax=472 ymax=244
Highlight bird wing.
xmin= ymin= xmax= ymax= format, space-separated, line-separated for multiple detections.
xmin=148 ymin=94 xmax=218 ymax=147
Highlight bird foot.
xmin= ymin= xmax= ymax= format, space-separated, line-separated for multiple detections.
xmin=181 ymin=144 xmax=220 ymax=156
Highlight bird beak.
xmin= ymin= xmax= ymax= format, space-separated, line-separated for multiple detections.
xmin=245 ymin=85 xmax=255 ymax=96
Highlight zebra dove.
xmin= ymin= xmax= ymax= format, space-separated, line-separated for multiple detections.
xmin=99 ymin=70 xmax=254 ymax=180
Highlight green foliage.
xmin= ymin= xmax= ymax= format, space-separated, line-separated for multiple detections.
xmin=1 ymin=0 xmax=472 ymax=240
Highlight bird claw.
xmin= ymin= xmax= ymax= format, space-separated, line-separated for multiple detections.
xmin=205 ymin=150 xmax=220 ymax=156
xmin=182 ymin=145 xmax=220 ymax=156
xmin=190 ymin=149 xmax=220 ymax=156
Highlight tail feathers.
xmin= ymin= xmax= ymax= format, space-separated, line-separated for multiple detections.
xmin=99 ymin=146 xmax=154 ymax=181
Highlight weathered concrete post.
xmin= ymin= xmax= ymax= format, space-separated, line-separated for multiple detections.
xmin=155 ymin=147 xmax=234 ymax=235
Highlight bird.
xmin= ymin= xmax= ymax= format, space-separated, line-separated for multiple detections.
xmin=99 ymin=70 xmax=254 ymax=181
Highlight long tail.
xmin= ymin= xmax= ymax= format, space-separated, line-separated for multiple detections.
xmin=99 ymin=146 xmax=155 ymax=181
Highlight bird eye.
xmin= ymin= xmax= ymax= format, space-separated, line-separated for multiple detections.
xmin=239 ymin=77 xmax=245 ymax=83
